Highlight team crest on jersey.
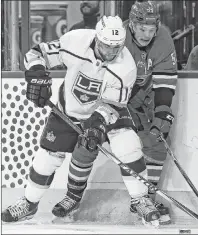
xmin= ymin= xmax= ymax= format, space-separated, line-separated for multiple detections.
xmin=72 ymin=72 xmax=102 ymax=104
xmin=46 ymin=131 xmax=56 ymax=142
xmin=136 ymin=59 xmax=153 ymax=86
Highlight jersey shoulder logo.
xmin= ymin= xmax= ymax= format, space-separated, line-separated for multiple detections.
xmin=72 ymin=72 xmax=102 ymax=104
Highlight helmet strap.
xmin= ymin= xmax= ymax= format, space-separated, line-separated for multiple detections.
xmin=94 ymin=38 xmax=105 ymax=62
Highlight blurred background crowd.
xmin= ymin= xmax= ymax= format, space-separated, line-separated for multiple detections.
xmin=1 ymin=0 xmax=198 ymax=71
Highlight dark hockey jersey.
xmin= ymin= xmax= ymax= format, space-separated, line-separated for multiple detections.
xmin=124 ymin=22 xmax=177 ymax=91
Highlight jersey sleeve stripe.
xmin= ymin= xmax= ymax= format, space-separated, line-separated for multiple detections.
xmin=153 ymin=84 xmax=176 ymax=89
xmin=152 ymin=75 xmax=177 ymax=90
xmin=153 ymin=78 xmax=177 ymax=85
xmin=152 ymin=74 xmax=178 ymax=79
xmin=152 ymin=72 xmax=178 ymax=76
xmin=24 ymin=57 xmax=46 ymax=70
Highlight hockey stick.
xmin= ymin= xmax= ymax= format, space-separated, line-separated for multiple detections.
xmin=46 ymin=100 xmax=198 ymax=220
xmin=159 ymin=134 xmax=198 ymax=198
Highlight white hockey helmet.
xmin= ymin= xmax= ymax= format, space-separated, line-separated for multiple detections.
xmin=96 ymin=15 xmax=126 ymax=46
xmin=95 ymin=15 xmax=126 ymax=61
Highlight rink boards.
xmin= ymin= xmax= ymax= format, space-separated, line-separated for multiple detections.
xmin=2 ymin=70 xmax=198 ymax=191
xmin=2 ymin=71 xmax=198 ymax=234
xmin=1 ymin=71 xmax=124 ymax=190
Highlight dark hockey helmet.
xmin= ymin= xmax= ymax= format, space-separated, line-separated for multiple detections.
xmin=129 ymin=0 xmax=160 ymax=28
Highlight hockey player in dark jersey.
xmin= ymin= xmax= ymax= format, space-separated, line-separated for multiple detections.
xmin=2 ymin=15 xmax=161 ymax=227
xmin=124 ymin=0 xmax=178 ymax=224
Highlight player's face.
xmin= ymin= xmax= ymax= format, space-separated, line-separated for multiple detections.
xmin=80 ymin=0 xmax=100 ymax=16
xmin=133 ymin=23 xmax=157 ymax=47
xmin=95 ymin=40 xmax=123 ymax=62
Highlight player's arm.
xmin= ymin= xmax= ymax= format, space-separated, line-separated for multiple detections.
xmin=23 ymin=28 xmax=75 ymax=107
xmin=79 ymin=68 xmax=137 ymax=152
xmin=24 ymin=39 xmax=63 ymax=70
xmin=152 ymin=50 xmax=177 ymax=107
xmin=97 ymin=68 xmax=136 ymax=123
xmin=151 ymin=43 xmax=178 ymax=140
xmin=24 ymin=39 xmax=64 ymax=108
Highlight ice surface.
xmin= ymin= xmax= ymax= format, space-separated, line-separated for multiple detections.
xmin=2 ymin=189 xmax=198 ymax=234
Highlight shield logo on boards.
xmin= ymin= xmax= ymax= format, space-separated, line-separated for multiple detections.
xmin=72 ymin=72 xmax=102 ymax=105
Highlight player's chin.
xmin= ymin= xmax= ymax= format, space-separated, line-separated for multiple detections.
xmin=139 ymin=39 xmax=151 ymax=47
xmin=104 ymin=55 xmax=116 ymax=61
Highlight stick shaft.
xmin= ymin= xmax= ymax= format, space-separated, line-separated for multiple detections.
xmin=47 ymin=100 xmax=198 ymax=220
xmin=160 ymin=135 xmax=198 ymax=198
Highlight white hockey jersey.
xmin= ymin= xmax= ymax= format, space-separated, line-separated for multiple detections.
xmin=24 ymin=29 xmax=137 ymax=121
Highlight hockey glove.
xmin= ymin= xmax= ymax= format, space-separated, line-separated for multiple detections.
xmin=78 ymin=112 xmax=107 ymax=152
xmin=149 ymin=105 xmax=174 ymax=142
xmin=25 ymin=69 xmax=52 ymax=108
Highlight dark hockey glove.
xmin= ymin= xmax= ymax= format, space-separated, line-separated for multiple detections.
xmin=25 ymin=69 xmax=52 ymax=108
xmin=149 ymin=105 xmax=174 ymax=142
xmin=78 ymin=112 xmax=107 ymax=152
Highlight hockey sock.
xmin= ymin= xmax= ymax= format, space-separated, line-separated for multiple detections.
xmin=146 ymin=162 xmax=163 ymax=186
xmin=66 ymin=157 xmax=93 ymax=202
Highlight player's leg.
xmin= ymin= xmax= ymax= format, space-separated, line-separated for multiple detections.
xmin=1 ymin=111 xmax=78 ymax=222
xmin=108 ymin=127 xmax=160 ymax=226
xmin=128 ymin=87 xmax=167 ymax=185
xmin=1 ymin=148 xmax=65 ymax=223
xmin=52 ymin=144 xmax=99 ymax=217
xmin=128 ymin=90 xmax=171 ymax=224
xmin=137 ymin=114 xmax=168 ymax=185
xmin=137 ymin=114 xmax=171 ymax=224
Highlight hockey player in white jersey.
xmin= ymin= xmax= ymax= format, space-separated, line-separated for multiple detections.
xmin=2 ymin=16 xmax=161 ymax=227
